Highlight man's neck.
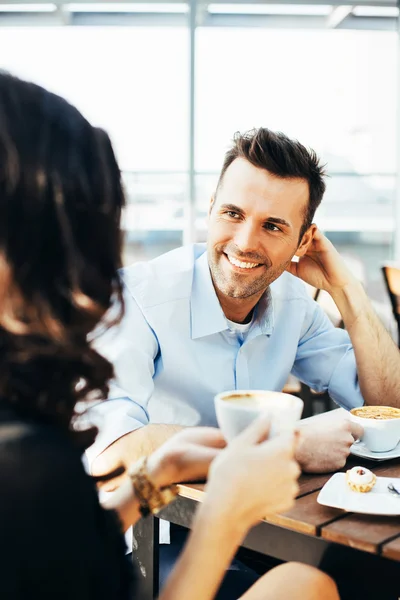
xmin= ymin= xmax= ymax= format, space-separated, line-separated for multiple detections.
xmin=217 ymin=291 xmax=264 ymax=324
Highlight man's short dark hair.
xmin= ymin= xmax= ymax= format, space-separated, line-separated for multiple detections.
xmin=217 ymin=128 xmax=326 ymax=240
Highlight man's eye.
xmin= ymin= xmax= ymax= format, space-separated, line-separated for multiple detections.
xmin=226 ymin=211 xmax=240 ymax=219
xmin=264 ymin=223 xmax=280 ymax=232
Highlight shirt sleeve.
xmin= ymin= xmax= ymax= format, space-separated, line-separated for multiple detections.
xmin=291 ymin=297 xmax=364 ymax=411
xmin=86 ymin=283 xmax=159 ymax=465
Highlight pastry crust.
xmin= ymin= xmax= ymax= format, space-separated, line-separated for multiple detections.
xmin=346 ymin=469 xmax=376 ymax=493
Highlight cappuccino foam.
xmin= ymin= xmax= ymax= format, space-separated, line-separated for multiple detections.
xmin=351 ymin=406 xmax=400 ymax=420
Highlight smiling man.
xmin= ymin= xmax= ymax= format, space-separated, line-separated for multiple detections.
xmin=90 ymin=128 xmax=400 ymax=480
xmin=89 ymin=127 xmax=400 ymax=597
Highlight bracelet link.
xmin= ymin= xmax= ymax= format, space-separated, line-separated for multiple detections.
xmin=128 ymin=456 xmax=178 ymax=517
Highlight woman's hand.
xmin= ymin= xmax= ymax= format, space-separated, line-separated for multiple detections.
xmin=146 ymin=427 xmax=227 ymax=489
xmin=102 ymin=428 xmax=225 ymax=532
xmin=203 ymin=416 xmax=300 ymax=531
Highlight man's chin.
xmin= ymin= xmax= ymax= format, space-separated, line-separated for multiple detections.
xmin=211 ymin=265 xmax=269 ymax=299
xmin=220 ymin=282 xmax=267 ymax=300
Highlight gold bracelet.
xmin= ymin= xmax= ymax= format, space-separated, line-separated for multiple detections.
xmin=128 ymin=456 xmax=178 ymax=517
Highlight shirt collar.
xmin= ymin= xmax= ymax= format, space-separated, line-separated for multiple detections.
xmin=191 ymin=251 xmax=228 ymax=340
xmin=249 ymin=287 xmax=274 ymax=339
xmin=190 ymin=250 xmax=275 ymax=340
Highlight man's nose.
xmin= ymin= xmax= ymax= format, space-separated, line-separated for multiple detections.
xmin=233 ymin=222 xmax=261 ymax=255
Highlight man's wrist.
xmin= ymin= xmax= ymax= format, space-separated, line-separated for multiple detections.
xmin=330 ymin=279 xmax=366 ymax=305
xmin=330 ymin=280 xmax=369 ymax=330
xmin=293 ymin=430 xmax=308 ymax=471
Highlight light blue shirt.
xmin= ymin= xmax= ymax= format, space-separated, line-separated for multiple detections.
xmin=88 ymin=243 xmax=363 ymax=462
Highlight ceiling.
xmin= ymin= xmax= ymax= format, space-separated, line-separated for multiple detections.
xmin=0 ymin=0 xmax=398 ymax=28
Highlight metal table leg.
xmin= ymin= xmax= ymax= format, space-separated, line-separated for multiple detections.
xmin=131 ymin=515 xmax=160 ymax=600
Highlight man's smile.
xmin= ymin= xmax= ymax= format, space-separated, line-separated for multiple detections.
xmin=223 ymin=252 xmax=263 ymax=272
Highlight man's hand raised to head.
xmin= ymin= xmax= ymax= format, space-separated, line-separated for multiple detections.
xmin=286 ymin=228 xmax=355 ymax=295
xmin=288 ymin=228 xmax=400 ymax=409
xmin=295 ymin=418 xmax=364 ymax=473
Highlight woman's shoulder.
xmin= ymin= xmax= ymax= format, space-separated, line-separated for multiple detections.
xmin=0 ymin=409 xmax=133 ymax=599
xmin=0 ymin=406 xmax=87 ymax=496
xmin=0 ymin=406 xmax=102 ymax=543
xmin=0 ymin=408 xmax=76 ymax=455
xmin=0 ymin=412 xmax=57 ymax=447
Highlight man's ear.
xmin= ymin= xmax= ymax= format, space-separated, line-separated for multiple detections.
xmin=294 ymin=223 xmax=317 ymax=257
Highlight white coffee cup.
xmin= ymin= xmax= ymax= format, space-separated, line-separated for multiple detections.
xmin=214 ymin=389 xmax=304 ymax=441
xmin=350 ymin=406 xmax=400 ymax=453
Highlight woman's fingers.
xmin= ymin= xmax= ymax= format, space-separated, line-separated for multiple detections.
xmin=177 ymin=427 xmax=227 ymax=448
xmin=288 ymin=458 xmax=301 ymax=480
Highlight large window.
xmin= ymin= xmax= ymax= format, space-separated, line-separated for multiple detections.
xmin=0 ymin=26 xmax=188 ymax=262
xmin=0 ymin=6 xmax=398 ymax=304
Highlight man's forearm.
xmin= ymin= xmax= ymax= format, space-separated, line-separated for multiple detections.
xmin=92 ymin=423 xmax=186 ymax=490
xmin=331 ymin=281 xmax=400 ymax=407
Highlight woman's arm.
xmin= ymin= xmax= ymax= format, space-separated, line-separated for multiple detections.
xmin=102 ymin=418 xmax=299 ymax=600
xmin=159 ymin=502 xmax=245 ymax=600
xmin=160 ymin=417 xmax=300 ymax=600
xmin=103 ymin=474 xmax=246 ymax=600
xmin=101 ymin=427 xmax=226 ymax=531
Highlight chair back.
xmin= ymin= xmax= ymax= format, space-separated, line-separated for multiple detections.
xmin=382 ymin=265 xmax=400 ymax=332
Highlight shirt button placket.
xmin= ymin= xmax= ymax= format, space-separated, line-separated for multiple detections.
xmin=235 ymin=346 xmax=250 ymax=389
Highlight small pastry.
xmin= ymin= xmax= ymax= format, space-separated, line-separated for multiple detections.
xmin=346 ymin=466 xmax=376 ymax=493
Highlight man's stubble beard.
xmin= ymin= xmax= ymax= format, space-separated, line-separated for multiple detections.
xmin=210 ymin=255 xmax=293 ymax=300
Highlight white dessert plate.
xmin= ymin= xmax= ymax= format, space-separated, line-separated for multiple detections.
xmin=318 ymin=473 xmax=400 ymax=516
xmin=350 ymin=440 xmax=400 ymax=461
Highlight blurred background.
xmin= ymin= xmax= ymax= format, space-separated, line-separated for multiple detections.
xmin=0 ymin=0 xmax=398 ymax=317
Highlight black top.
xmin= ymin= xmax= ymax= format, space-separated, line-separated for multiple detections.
xmin=0 ymin=403 xmax=134 ymax=599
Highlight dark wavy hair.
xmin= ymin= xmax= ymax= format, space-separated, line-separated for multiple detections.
xmin=217 ymin=128 xmax=327 ymax=240
xmin=0 ymin=72 xmax=125 ymax=449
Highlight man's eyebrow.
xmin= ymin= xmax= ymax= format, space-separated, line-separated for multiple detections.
xmin=219 ymin=203 xmax=245 ymax=215
xmin=265 ymin=216 xmax=292 ymax=229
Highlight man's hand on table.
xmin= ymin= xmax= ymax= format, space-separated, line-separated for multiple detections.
xmin=295 ymin=417 xmax=364 ymax=473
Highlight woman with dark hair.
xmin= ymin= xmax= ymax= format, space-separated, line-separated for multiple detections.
xmin=0 ymin=72 xmax=339 ymax=600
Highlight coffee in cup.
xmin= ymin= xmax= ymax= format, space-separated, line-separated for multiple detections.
xmin=351 ymin=406 xmax=400 ymax=420
xmin=350 ymin=405 xmax=400 ymax=452
xmin=214 ymin=390 xmax=303 ymax=441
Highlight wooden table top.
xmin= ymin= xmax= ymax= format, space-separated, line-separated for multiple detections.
xmin=177 ymin=457 xmax=400 ymax=562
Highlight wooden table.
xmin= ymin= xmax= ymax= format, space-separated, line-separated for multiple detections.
xmin=132 ymin=456 xmax=400 ymax=600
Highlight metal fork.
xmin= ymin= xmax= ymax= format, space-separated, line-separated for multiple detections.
xmin=387 ymin=483 xmax=400 ymax=496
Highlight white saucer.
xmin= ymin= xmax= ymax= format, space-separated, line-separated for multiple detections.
xmin=318 ymin=473 xmax=400 ymax=516
xmin=350 ymin=440 xmax=400 ymax=461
